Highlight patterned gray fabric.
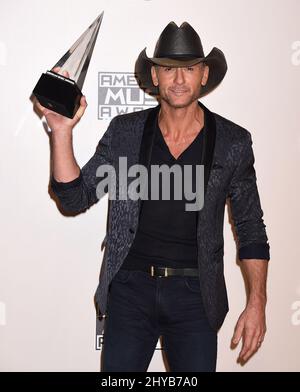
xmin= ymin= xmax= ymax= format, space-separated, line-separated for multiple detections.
xmin=50 ymin=102 xmax=269 ymax=332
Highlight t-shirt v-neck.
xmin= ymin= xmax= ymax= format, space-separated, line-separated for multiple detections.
xmin=156 ymin=115 xmax=205 ymax=163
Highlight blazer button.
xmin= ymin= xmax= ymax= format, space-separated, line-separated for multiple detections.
xmin=129 ymin=228 xmax=135 ymax=234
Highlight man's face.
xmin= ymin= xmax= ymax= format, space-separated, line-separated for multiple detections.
xmin=151 ymin=63 xmax=209 ymax=108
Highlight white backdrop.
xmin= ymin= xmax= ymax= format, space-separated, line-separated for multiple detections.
xmin=0 ymin=0 xmax=300 ymax=371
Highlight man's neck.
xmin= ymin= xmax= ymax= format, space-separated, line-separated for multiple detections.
xmin=158 ymin=100 xmax=204 ymax=139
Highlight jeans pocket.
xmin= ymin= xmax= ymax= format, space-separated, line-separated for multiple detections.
xmin=184 ymin=276 xmax=201 ymax=293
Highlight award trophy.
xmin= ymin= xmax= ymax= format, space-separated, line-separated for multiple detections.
xmin=33 ymin=12 xmax=104 ymax=119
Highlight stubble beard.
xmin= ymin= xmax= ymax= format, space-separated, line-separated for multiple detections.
xmin=159 ymin=87 xmax=202 ymax=109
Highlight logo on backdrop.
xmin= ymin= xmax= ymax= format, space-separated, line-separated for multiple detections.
xmin=98 ymin=72 xmax=157 ymax=120
xmin=291 ymin=300 xmax=300 ymax=326
xmin=291 ymin=41 xmax=300 ymax=66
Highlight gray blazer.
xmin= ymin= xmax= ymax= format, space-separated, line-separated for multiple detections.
xmin=50 ymin=100 xmax=269 ymax=332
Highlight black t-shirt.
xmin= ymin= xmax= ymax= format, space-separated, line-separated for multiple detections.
xmin=121 ymin=111 xmax=206 ymax=270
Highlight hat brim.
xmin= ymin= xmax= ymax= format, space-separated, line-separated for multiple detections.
xmin=135 ymin=47 xmax=228 ymax=97
xmin=150 ymin=57 xmax=205 ymax=67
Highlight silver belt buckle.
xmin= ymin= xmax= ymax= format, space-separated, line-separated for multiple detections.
xmin=150 ymin=266 xmax=168 ymax=277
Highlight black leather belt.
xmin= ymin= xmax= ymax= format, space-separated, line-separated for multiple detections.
xmin=147 ymin=265 xmax=199 ymax=277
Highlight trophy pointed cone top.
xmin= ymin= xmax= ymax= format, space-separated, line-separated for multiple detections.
xmin=94 ymin=11 xmax=104 ymax=25
xmin=53 ymin=11 xmax=104 ymax=89
xmin=87 ymin=11 xmax=104 ymax=33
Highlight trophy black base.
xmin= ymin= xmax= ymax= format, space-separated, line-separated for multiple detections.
xmin=33 ymin=71 xmax=83 ymax=119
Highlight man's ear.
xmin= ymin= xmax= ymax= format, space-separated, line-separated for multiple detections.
xmin=202 ymin=64 xmax=210 ymax=86
xmin=151 ymin=65 xmax=159 ymax=86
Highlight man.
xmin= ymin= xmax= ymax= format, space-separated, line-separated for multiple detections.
xmin=35 ymin=21 xmax=270 ymax=372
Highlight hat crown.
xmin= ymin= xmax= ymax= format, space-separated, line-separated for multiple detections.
xmin=153 ymin=21 xmax=205 ymax=59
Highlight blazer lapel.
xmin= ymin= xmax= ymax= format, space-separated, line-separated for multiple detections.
xmin=138 ymin=104 xmax=161 ymax=169
xmin=137 ymin=104 xmax=161 ymax=217
xmin=198 ymin=100 xmax=216 ymax=198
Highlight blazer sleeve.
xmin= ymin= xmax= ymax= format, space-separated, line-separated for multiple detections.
xmin=227 ymin=131 xmax=270 ymax=261
xmin=50 ymin=116 xmax=117 ymax=213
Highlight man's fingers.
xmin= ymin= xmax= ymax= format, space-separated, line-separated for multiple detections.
xmin=245 ymin=334 xmax=261 ymax=361
xmin=62 ymin=70 xmax=70 ymax=78
xmin=50 ymin=67 xmax=70 ymax=79
xmin=74 ymin=96 xmax=88 ymax=121
xmin=238 ymin=329 xmax=256 ymax=361
xmin=243 ymin=332 xmax=265 ymax=361
xmin=239 ymin=325 xmax=266 ymax=361
xmin=232 ymin=320 xmax=244 ymax=345
xmin=51 ymin=66 xmax=61 ymax=73
xmin=33 ymin=98 xmax=46 ymax=115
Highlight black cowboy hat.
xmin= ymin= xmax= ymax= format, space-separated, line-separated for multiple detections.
xmin=135 ymin=21 xmax=227 ymax=97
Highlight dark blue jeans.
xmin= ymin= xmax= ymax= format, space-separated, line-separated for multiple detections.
xmin=101 ymin=269 xmax=217 ymax=372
